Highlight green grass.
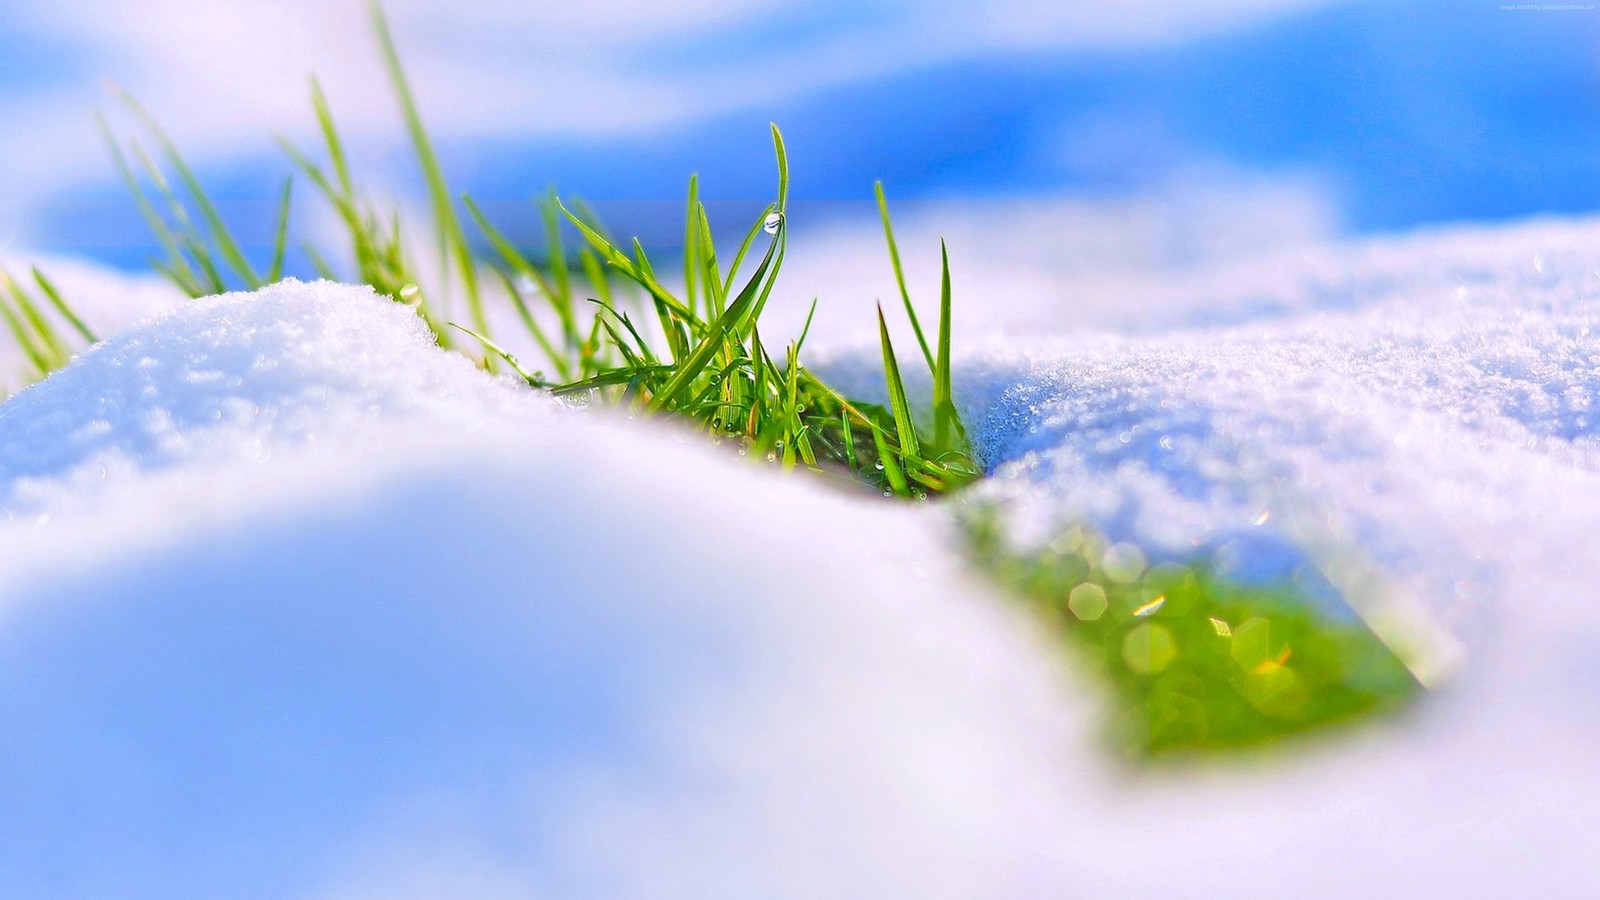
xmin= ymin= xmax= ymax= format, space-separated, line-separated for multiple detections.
xmin=0 ymin=0 xmax=1429 ymax=757
xmin=964 ymin=511 xmax=1424 ymax=757
xmin=0 ymin=266 xmax=96 ymax=392
xmin=71 ymin=2 xmax=982 ymax=498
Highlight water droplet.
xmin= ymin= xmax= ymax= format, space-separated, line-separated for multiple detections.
xmin=763 ymin=211 xmax=783 ymax=235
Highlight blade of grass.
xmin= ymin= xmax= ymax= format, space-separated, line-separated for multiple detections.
xmin=491 ymin=268 xmax=570 ymax=381
xmin=447 ymin=323 xmax=544 ymax=386
xmin=720 ymin=203 xmax=772 ymax=300
xmin=369 ymin=0 xmax=490 ymax=348
xmin=873 ymin=427 xmax=910 ymax=496
xmin=558 ymin=200 xmax=700 ymax=327
xmin=876 ymin=181 xmax=934 ymax=371
xmin=113 ymin=86 xmax=262 ymax=289
xmin=932 ymin=238 xmax=965 ymax=452
xmin=96 ymin=112 xmax=204 ymax=296
xmin=684 ymin=175 xmax=701 ymax=316
xmin=650 ymin=232 xmax=781 ymax=410
xmin=266 ymin=176 xmax=294 ymax=283
xmin=31 ymin=268 xmax=97 ymax=344
xmin=876 ymin=303 xmax=921 ymax=460
xmin=540 ymin=194 xmax=578 ymax=343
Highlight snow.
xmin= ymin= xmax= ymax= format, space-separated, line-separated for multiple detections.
xmin=962 ymin=217 xmax=1600 ymax=627
xmin=0 ymin=280 xmax=1086 ymax=898
xmin=5 ymin=214 xmax=1600 ymax=894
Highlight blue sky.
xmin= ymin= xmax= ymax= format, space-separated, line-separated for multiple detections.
xmin=3 ymin=0 xmax=1598 ymax=269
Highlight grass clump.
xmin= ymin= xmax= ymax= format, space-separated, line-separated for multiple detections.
xmin=964 ymin=513 xmax=1423 ymax=757
xmin=84 ymin=2 xmax=980 ymax=498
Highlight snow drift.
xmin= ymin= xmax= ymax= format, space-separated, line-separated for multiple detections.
xmin=0 ymin=280 xmax=1084 ymax=899
xmin=5 ymin=213 xmax=1600 ymax=895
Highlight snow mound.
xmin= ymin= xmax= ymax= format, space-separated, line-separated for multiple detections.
xmin=811 ymin=217 xmax=1600 ymax=894
xmin=965 ymin=216 xmax=1600 ymax=644
xmin=7 ymin=213 xmax=1600 ymax=895
xmin=0 ymin=279 xmax=545 ymax=516
xmin=947 ymin=219 xmax=1600 ymax=893
xmin=0 ymin=280 xmax=1084 ymax=898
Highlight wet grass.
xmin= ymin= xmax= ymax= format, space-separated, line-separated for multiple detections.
xmin=69 ymin=3 xmax=982 ymax=499
xmin=964 ymin=513 xmax=1424 ymax=757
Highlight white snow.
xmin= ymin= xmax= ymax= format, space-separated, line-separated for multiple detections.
xmin=0 ymin=280 xmax=1087 ymax=899
xmin=4 ymin=215 xmax=1600 ymax=895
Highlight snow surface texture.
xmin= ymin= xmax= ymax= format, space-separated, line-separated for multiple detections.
xmin=0 ymin=280 xmax=1085 ymax=899
xmin=4 ymin=215 xmax=1600 ymax=895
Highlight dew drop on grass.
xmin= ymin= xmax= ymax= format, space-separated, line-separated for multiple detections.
xmin=763 ymin=212 xmax=783 ymax=235
xmin=558 ymin=390 xmax=594 ymax=411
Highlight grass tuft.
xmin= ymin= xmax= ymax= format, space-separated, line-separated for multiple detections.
xmin=64 ymin=4 xmax=982 ymax=498
xmin=0 ymin=267 xmax=96 ymax=391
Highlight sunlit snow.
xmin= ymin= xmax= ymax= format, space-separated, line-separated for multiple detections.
xmin=3 ymin=214 xmax=1600 ymax=894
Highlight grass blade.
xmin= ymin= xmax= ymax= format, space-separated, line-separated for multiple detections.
xmin=266 ymin=176 xmax=294 ymax=283
xmin=651 ymin=234 xmax=781 ymax=410
xmin=31 ymin=268 xmax=97 ymax=344
xmin=877 ymin=303 xmax=921 ymax=460
xmin=876 ymin=181 xmax=934 ymax=371
xmin=113 ymin=87 xmax=262 ymax=289
xmin=370 ymin=0 xmax=490 ymax=348
xmin=932 ymin=238 xmax=965 ymax=452
xmin=447 ymin=323 xmax=544 ymax=385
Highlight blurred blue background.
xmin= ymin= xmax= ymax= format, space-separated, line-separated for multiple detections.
xmin=2 ymin=0 xmax=1598 ymax=270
